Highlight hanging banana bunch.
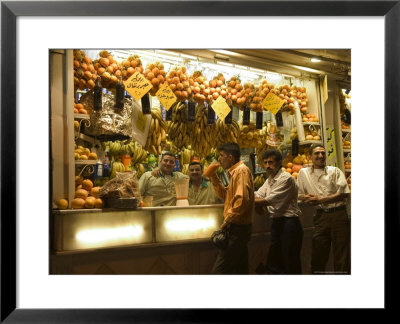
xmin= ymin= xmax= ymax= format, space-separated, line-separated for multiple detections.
xmin=215 ymin=118 xmax=240 ymax=148
xmin=145 ymin=108 xmax=168 ymax=156
xmin=167 ymin=101 xmax=192 ymax=150
xmin=190 ymin=104 xmax=218 ymax=159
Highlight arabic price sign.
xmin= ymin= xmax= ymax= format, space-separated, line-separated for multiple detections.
xmin=211 ymin=96 xmax=231 ymax=121
xmin=124 ymin=71 xmax=153 ymax=101
xmin=156 ymin=83 xmax=177 ymax=110
xmin=262 ymin=92 xmax=285 ymax=115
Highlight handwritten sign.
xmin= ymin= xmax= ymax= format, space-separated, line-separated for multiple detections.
xmin=156 ymin=83 xmax=177 ymax=110
xmin=262 ymin=92 xmax=284 ymax=115
xmin=124 ymin=71 xmax=152 ymax=101
xmin=211 ymin=96 xmax=231 ymax=120
xmin=136 ymin=110 xmax=146 ymax=133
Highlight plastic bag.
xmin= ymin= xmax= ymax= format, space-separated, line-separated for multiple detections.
xmin=99 ymin=171 xmax=141 ymax=199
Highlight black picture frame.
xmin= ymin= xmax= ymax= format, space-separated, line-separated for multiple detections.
xmin=1 ymin=0 xmax=398 ymax=322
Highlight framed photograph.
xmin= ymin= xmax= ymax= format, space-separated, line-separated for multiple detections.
xmin=1 ymin=0 xmax=397 ymax=322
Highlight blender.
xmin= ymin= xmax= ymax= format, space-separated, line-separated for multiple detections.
xmin=174 ymin=177 xmax=190 ymax=206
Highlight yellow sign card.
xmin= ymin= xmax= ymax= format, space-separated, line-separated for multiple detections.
xmin=136 ymin=110 xmax=146 ymax=133
xmin=156 ymin=83 xmax=177 ymax=110
xmin=262 ymin=92 xmax=284 ymax=115
xmin=211 ymin=96 xmax=231 ymax=120
xmin=124 ymin=71 xmax=153 ymax=101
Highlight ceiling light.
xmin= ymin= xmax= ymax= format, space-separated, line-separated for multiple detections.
xmin=311 ymin=57 xmax=321 ymax=63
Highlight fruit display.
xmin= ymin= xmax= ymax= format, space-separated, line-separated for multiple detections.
xmin=74 ymin=102 xmax=88 ymax=115
xmin=167 ymin=101 xmax=192 ymax=150
xmin=119 ymin=54 xmax=144 ymax=81
xmin=110 ymin=160 xmax=126 ymax=178
xmin=304 ymin=126 xmax=321 ymax=141
xmin=238 ymin=122 xmax=264 ymax=148
xmin=226 ymin=76 xmax=246 ymax=107
xmin=344 ymin=161 xmax=351 ymax=170
xmin=302 ymin=113 xmax=319 ymax=123
xmin=208 ymin=73 xmax=227 ymax=102
xmin=72 ymin=177 xmax=104 ymax=209
xmin=93 ymin=50 xmax=123 ymax=89
xmin=343 ymin=139 xmax=351 ymax=150
xmin=74 ymin=144 xmax=98 ymax=161
xmin=73 ymin=49 xmax=97 ymax=90
xmin=341 ymin=120 xmax=351 ymax=130
xmin=144 ymin=61 xmax=166 ymax=96
xmin=145 ymin=108 xmax=168 ymax=155
xmin=190 ymin=104 xmax=218 ymax=158
xmin=189 ymin=71 xmax=209 ymax=104
xmin=215 ymin=118 xmax=240 ymax=148
xmin=249 ymin=80 xmax=275 ymax=112
xmin=166 ymin=66 xmax=190 ymax=102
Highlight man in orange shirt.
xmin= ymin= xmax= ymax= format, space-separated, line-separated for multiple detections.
xmin=208 ymin=142 xmax=254 ymax=274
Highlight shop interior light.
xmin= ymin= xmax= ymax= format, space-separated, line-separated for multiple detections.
xmin=292 ymin=65 xmax=321 ymax=74
xmin=180 ymin=53 xmax=198 ymax=60
xmin=311 ymin=57 xmax=321 ymax=62
xmin=76 ymin=225 xmax=143 ymax=244
xmin=164 ymin=218 xmax=216 ymax=233
xmin=217 ymin=61 xmax=233 ymax=67
xmin=249 ymin=67 xmax=266 ymax=73
xmin=210 ymin=50 xmax=241 ymax=57
xmin=156 ymin=50 xmax=180 ymax=56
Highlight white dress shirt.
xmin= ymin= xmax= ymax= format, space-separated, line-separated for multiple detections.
xmin=255 ymin=169 xmax=302 ymax=218
xmin=297 ymin=166 xmax=350 ymax=209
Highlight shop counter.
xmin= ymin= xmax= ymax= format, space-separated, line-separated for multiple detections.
xmin=50 ymin=203 xmax=322 ymax=274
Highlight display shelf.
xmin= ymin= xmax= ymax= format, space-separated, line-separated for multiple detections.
xmin=344 ymin=169 xmax=351 ymax=172
xmin=342 ymin=129 xmax=351 ymax=133
xmin=74 ymin=113 xmax=90 ymax=120
xmin=75 ymin=160 xmax=97 ymax=165
xmin=299 ymin=140 xmax=322 ymax=145
xmin=343 ymin=149 xmax=351 ymax=153
xmin=302 ymin=121 xmax=320 ymax=126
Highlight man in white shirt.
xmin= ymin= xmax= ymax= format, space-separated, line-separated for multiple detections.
xmin=255 ymin=149 xmax=303 ymax=274
xmin=297 ymin=144 xmax=350 ymax=274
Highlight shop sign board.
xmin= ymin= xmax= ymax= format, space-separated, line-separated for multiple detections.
xmin=156 ymin=83 xmax=177 ymax=110
xmin=211 ymin=95 xmax=231 ymax=120
xmin=124 ymin=71 xmax=153 ymax=101
xmin=262 ymin=92 xmax=284 ymax=115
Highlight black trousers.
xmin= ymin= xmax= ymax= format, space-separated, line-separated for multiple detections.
xmin=311 ymin=209 xmax=351 ymax=274
xmin=211 ymin=223 xmax=252 ymax=274
xmin=266 ymin=217 xmax=303 ymax=274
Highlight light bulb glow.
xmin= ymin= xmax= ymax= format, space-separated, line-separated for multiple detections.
xmin=76 ymin=225 xmax=143 ymax=244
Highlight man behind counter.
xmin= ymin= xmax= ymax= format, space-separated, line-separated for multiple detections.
xmin=138 ymin=152 xmax=188 ymax=206
xmin=187 ymin=161 xmax=221 ymax=206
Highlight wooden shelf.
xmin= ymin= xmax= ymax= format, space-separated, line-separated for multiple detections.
xmin=75 ymin=160 xmax=97 ymax=165
xmin=302 ymin=122 xmax=320 ymax=126
xmin=74 ymin=113 xmax=90 ymax=120
xmin=344 ymin=169 xmax=351 ymax=172
xmin=342 ymin=129 xmax=351 ymax=133
xmin=343 ymin=149 xmax=351 ymax=153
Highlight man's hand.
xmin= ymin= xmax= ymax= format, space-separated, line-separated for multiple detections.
xmin=303 ymin=194 xmax=322 ymax=205
xmin=151 ymin=167 xmax=162 ymax=178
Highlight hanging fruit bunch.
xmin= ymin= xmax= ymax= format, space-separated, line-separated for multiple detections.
xmin=242 ymin=82 xmax=256 ymax=110
xmin=215 ymin=118 xmax=240 ymax=148
xmin=248 ymin=80 xmax=274 ymax=112
xmin=189 ymin=71 xmax=209 ymax=104
xmin=166 ymin=65 xmax=191 ymax=102
xmin=281 ymin=85 xmax=309 ymax=115
xmin=190 ymin=104 xmax=218 ymax=159
xmin=120 ymin=54 xmax=144 ymax=81
xmin=226 ymin=76 xmax=246 ymax=108
xmin=238 ymin=122 xmax=263 ymax=148
xmin=143 ymin=61 xmax=166 ymax=96
xmin=167 ymin=101 xmax=192 ymax=150
xmin=73 ymin=49 xmax=97 ymax=90
xmin=208 ymin=73 xmax=227 ymax=103
xmin=93 ymin=50 xmax=122 ymax=89
xmin=145 ymin=108 xmax=168 ymax=156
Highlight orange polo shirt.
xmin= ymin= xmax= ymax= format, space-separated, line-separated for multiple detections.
xmin=210 ymin=161 xmax=254 ymax=224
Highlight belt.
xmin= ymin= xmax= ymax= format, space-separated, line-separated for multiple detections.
xmin=316 ymin=205 xmax=346 ymax=214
